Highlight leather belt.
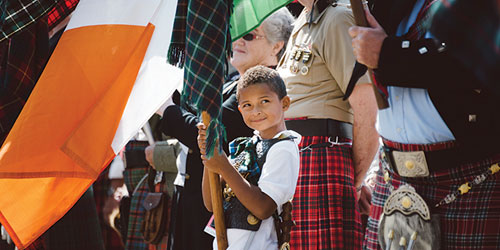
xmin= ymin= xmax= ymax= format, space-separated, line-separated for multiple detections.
xmin=285 ymin=119 xmax=353 ymax=139
xmin=381 ymin=146 xmax=463 ymax=177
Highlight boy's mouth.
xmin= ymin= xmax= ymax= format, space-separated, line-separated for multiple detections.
xmin=251 ymin=117 xmax=266 ymax=123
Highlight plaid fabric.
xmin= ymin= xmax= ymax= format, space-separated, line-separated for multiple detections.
xmin=229 ymin=136 xmax=261 ymax=181
xmin=430 ymin=0 xmax=500 ymax=95
xmin=149 ymin=236 xmax=168 ymax=250
xmin=47 ymin=0 xmax=78 ymax=30
xmin=403 ymin=0 xmax=438 ymax=40
xmin=290 ymin=135 xmax=363 ymax=250
xmin=167 ymin=0 xmax=187 ymax=68
xmin=168 ymin=0 xmax=231 ymax=157
xmin=123 ymin=166 xmax=149 ymax=250
xmin=381 ymin=137 xmax=458 ymax=151
xmin=364 ymin=151 xmax=500 ymax=250
xmin=0 ymin=15 xmax=49 ymax=145
xmin=0 ymin=0 xmax=57 ymax=42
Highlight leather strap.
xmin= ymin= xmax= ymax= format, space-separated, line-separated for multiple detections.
xmin=285 ymin=119 xmax=353 ymax=139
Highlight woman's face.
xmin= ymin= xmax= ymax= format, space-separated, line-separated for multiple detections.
xmin=231 ymin=25 xmax=277 ymax=75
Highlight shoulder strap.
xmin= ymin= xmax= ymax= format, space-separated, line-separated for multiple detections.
xmin=257 ymin=136 xmax=296 ymax=168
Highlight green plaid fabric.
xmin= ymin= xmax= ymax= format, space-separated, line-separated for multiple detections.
xmin=168 ymin=0 xmax=231 ymax=156
xmin=0 ymin=0 xmax=58 ymax=42
xmin=123 ymin=166 xmax=149 ymax=250
xmin=430 ymin=0 xmax=500 ymax=96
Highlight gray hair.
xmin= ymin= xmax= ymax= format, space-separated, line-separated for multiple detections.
xmin=261 ymin=7 xmax=295 ymax=61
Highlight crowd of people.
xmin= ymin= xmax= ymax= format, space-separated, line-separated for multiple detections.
xmin=1 ymin=0 xmax=499 ymax=249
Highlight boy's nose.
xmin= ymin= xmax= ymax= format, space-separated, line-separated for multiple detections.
xmin=252 ymin=107 xmax=262 ymax=115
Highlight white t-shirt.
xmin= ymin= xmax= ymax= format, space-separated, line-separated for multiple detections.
xmin=213 ymin=130 xmax=301 ymax=250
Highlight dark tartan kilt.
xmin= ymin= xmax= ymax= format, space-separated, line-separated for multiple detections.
xmin=364 ymin=153 xmax=500 ymax=250
xmin=290 ymin=135 xmax=363 ymax=250
xmin=124 ymin=166 xmax=149 ymax=250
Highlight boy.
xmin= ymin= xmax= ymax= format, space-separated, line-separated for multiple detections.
xmin=197 ymin=66 xmax=301 ymax=249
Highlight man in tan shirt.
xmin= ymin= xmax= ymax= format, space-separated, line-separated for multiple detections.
xmin=277 ymin=0 xmax=378 ymax=249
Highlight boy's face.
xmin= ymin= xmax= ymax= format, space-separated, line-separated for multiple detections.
xmin=238 ymin=83 xmax=290 ymax=139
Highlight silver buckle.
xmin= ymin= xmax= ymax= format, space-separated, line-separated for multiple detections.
xmin=392 ymin=151 xmax=430 ymax=177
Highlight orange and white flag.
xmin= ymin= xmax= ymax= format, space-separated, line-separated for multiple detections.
xmin=0 ymin=0 xmax=181 ymax=248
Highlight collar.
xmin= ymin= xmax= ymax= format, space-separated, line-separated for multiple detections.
xmin=307 ymin=0 xmax=331 ymax=24
xmin=292 ymin=0 xmax=336 ymax=37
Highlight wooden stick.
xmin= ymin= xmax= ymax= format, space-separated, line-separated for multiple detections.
xmin=350 ymin=0 xmax=389 ymax=109
xmin=201 ymin=111 xmax=228 ymax=250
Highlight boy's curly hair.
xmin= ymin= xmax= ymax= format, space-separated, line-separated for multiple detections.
xmin=237 ymin=65 xmax=287 ymax=101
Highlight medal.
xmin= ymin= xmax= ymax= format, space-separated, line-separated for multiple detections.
xmin=302 ymin=51 xmax=311 ymax=63
xmin=289 ymin=62 xmax=299 ymax=74
xmin=300 ymin=65 xmax=309 ymax=75
xmin=294 ymin=49 xmax=302 ymax=61
xmin=289 ymin=50 xmax=297 ymax=60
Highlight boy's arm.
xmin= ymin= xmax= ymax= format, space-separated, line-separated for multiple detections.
xmin=202 ymin=148 xmax=277 ymax=220
xmin=197 ymin=123 xmax=277 ymax=219
xmin=202 ymin=167 xmax=213 ymax=212
xmin=218 ymin=159 xmax=277 ymax=220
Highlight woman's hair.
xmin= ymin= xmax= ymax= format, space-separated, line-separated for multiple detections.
xmin=261 ymin=7 xmax=295 ymax=61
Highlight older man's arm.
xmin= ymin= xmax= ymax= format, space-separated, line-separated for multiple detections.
xmin=348 ymin=83 xmax=379 ymax=196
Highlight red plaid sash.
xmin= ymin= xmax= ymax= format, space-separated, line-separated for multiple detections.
xmin=404 ymin=0 xmax=439 ymax=40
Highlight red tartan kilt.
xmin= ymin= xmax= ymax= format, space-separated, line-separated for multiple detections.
xmin=364 ymin=154 xmax=500 ymax=250
xmin=290 ymin=135 xmax=363 ymax=250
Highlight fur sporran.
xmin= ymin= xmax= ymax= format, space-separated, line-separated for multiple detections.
xmin=378 ymin=185 xmax=441 ymax=250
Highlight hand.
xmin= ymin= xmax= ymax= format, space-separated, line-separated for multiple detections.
xmin=197 ymin=123 xmax=230 ymax=174
xmin=357 ymin=185 xmax=372 ymax=216
xmin=348 ymin=8 xmax=387 ymax=69
xmin=145 ymin=144 xmax=155 ymax=169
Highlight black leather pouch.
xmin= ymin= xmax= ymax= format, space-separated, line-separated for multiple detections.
xmin=223 ymin=198 xmax=261 ymax=231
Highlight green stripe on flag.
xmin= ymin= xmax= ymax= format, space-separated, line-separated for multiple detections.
xmin=230 ymin=0 xmax=293 ymax=42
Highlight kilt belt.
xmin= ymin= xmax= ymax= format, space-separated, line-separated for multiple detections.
xmin=285 ymin=119 xmax=353 ymax=139
xmin=381 ymin=138 xmax=500 ymax=177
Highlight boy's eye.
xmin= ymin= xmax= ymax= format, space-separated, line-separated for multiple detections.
xmin=261 ymin=99 xmax=270 ymax=104
xmin=242 ymin=103 xmax=251 ymax=108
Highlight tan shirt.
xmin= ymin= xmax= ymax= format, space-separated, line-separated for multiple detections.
xmin=277 ymin=2 xmax=370 ymax=123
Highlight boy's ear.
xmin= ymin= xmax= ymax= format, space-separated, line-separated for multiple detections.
xmin=281 ymin=96 xmax=290 ymax=111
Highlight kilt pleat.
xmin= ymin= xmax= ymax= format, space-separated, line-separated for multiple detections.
xmin=290 ymin=135 xmax=363 ymax=250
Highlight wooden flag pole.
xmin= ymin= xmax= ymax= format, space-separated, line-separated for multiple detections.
xmin=349 ymin=0 xmax=389 ymax=109
xmin=201 ymin=111 xmax=228 ymax=250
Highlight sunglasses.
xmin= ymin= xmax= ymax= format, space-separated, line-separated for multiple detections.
xmin=242 ymin=33 xmax=265 ymax=41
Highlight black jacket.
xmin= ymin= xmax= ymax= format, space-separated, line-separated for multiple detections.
xmin=371 ymin=0 xmax=500 ymax=160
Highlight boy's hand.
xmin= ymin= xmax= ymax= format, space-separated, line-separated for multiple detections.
xmin=197 ymin=123 xmax=230 ymax=174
